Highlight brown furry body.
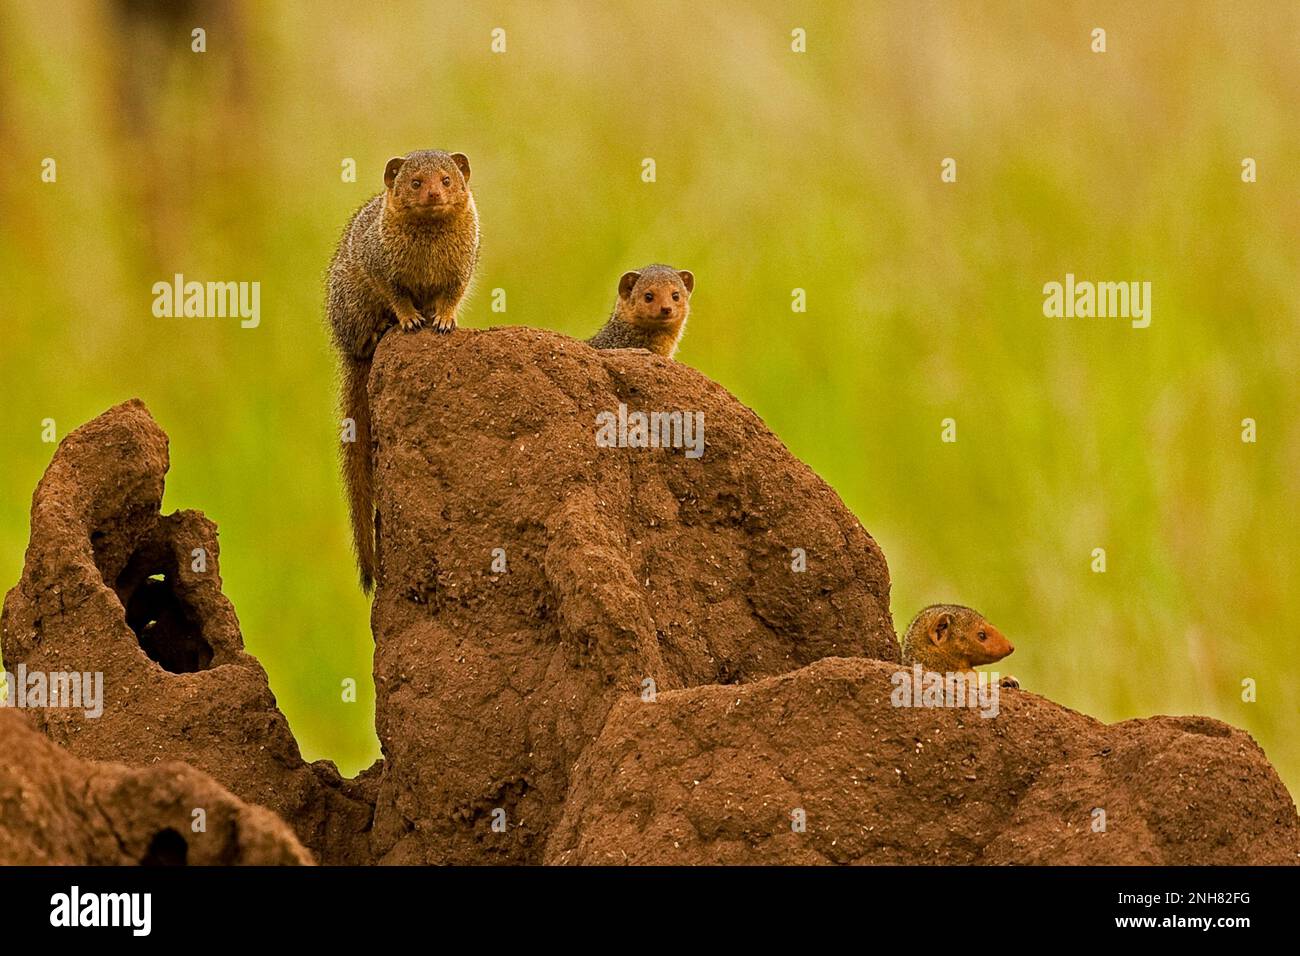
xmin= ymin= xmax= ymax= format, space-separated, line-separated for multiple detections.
xmin=327 ymin=149 xmax=480 ymax=592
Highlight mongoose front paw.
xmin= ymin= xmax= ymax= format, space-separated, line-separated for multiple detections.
xmin=999 ymin=674 xmax=1020 ymax=689
xmin=431 ymin=312 xmax=457 ymax=334
xmin=396 ymin=309 xmax=424 ymax=332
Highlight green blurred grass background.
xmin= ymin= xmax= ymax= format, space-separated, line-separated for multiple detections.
xmin=1 ymin=1 xmax=1296 ymax=798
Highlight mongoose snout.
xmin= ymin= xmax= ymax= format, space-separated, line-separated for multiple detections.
xmin=971 ymin=623 xmax=1014 ymax=665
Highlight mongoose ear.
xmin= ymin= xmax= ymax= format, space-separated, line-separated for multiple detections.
xmin=618 ymin=271 xmax=641 ymax=299
xmin=384 ymin=157 xmax=405 ymax=190
xmin=451 ymin=153 xmax=471 ymax=182
xmin=928 ymin=612 xmax=953 ymax=647
xmin=677 ymin=270 xmax=695 ymax=293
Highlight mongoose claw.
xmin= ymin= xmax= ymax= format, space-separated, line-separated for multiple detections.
xmin=397 ymin=311 xmax=424 ymax=332
xmin=432 ymin=313 xmax=457 ymax=334
xmin=1000 ymin=674 xmax=1020 ymax=689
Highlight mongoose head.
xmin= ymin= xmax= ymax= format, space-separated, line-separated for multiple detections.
xmin=903 ymin=604 xmax=1014 ymax=672
xmin=383 ymin=150 xmax=472 ymax=221
xmin=618 ymin=264 xmax=694 ymax=332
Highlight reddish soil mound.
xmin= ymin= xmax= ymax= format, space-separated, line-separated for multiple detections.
xmin=0 ymin=400 xmax=378 ymax=864
xmin=366 ymin=326 xmax=897 ymax=863
xmin=3 ymin=336 xmax=1295 ymax=866
xmin=547 ymin=657 xmax=1300 ymax=864
xmin=0 ymin=711 xmax=309 ymax=864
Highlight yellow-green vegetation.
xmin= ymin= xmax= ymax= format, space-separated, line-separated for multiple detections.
xmin=1 ymin=2 xmax=1295 ymax=796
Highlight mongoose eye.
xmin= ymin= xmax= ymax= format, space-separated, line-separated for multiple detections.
xmin=978 ymin=630 xmax=987 ymax=641
xmin=644 ymin=292 xmax=654 ymax=303
xmin=441 ymin=176 xmax=452 ymax=187
xmin=672 ymin=292 xmax=680 ymax=301
xmin=410 ymin=179 xmax=422 ymax=189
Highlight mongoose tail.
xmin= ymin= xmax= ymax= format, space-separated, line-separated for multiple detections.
xmin=341 ymin=356 xmax=375 ymax=593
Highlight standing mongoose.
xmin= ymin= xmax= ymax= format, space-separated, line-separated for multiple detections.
xmin=587 ymin=264 xmax=694 ymax=358
xmin=900 ymin=604 xmax=1015 ymax=675
xmin=327 ymin=149 xmax=480 ymax=592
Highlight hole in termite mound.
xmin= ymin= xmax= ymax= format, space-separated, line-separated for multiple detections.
xmin=115 ymin=542 xmax=214 ymax=674
xmin=140 ymin=828 xmax=188 ymax=866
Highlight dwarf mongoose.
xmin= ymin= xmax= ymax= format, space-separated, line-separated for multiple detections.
xmin=588 ymin=264 xmax=694 ymax=358
xmin=327 ymin=149 xmax=480 ymax=592
xmin=901 ymin=605 xmax=1016 ymax=677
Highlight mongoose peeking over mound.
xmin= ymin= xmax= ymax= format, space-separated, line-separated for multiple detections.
xmin=327 ymin=148 xmax=481 ymax=592
xmin=588 ymin=264 xmax=694 ymax=358
xmin=900 ymin=604 xmax=1015 ymax=675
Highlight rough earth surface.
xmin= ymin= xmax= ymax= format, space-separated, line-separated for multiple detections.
xmin=0 ymin=710 xmax=309 ymax=865
xmin=366 ymin=327 xmax=897 ymax=863
xmin=546 ymin=657 xmax=1300 ymax=864
xmin=2 ymin=331 xmax=1296 ymax=866
xmin=0 ymin=400 xmax=378 ymax=864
